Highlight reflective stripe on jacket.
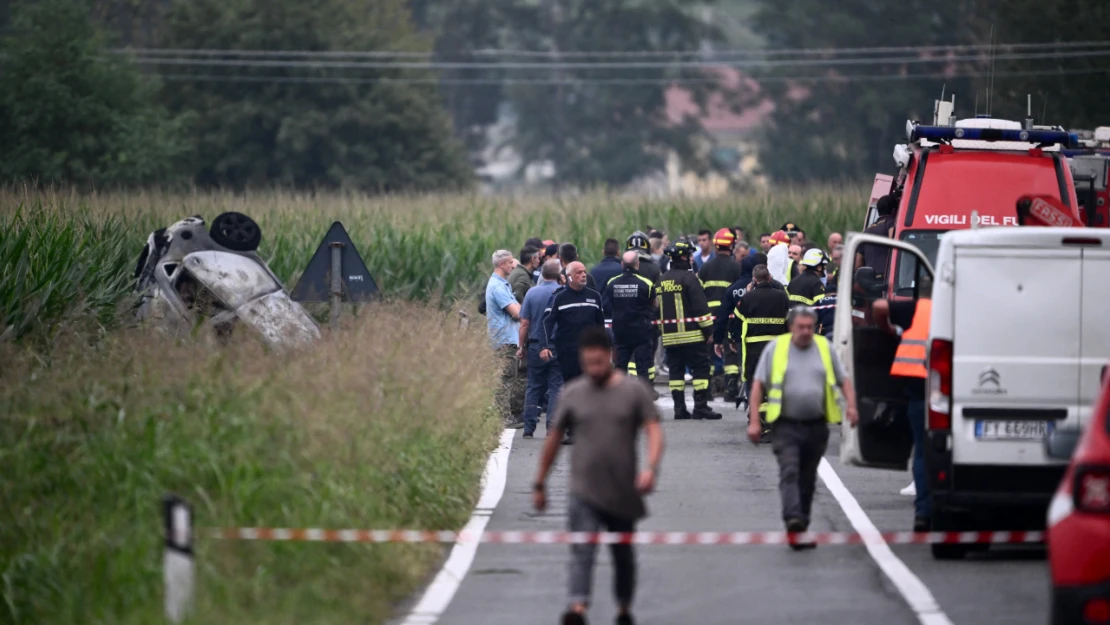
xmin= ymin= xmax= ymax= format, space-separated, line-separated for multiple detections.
xmin=765 ymin=334 xmax=842 ymax=424
xmin=889 ymin=299 xmax=932 ymax=379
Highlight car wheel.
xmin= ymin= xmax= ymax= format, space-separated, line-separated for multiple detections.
xmin=930 ymin=543 xmax=969 ymax=560
xmin=210 ymin=212 xmax=262 ymax=252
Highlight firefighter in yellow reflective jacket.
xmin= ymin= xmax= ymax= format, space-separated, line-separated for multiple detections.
xmin=748 ymin=307 xmax=859 ymax=543
xmin=786 ymin=248 xmax=828 ymax=308
xmin=659 ymin=241 xmax=722 ymax=420
xmin=727 ymin=265 xmax=789 ymax=439
xmin=698 ymin=228 xmax=744 ymax=402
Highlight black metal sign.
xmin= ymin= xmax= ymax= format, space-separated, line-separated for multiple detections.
xmin=290 ymin=221 xmax=380 ymax=303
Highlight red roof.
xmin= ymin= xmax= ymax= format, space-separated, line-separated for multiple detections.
xmin=665 ymin=68 xmax=774 ymax=133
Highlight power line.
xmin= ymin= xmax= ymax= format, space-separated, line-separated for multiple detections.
xmin=115 ymin=40 xmax=1110 ymax=60
xmin=156 ymin=66 xmax=1110 ymax=86
xmin=129 ymin=48 xmax=1110 ymax=71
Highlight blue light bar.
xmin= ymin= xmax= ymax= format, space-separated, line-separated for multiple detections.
xmin=909 ymin=124 xmax=1079 ymax=148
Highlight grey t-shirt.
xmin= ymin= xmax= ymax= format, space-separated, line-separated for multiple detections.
xmin=552 ymin=374 xmax=660 ymax=520
xmin=753 ymin=337 xmax=846 ymax=420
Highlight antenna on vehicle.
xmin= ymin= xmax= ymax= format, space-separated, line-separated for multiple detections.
xmin=974 ymin=89 xmax=980 ymax=117
xmin=949 ymin=93 xmax=957 ymax=126
xmin=1025 ymin=94 xmax=1034 ymax=129
xmin=1041 ymin=94 xmax=1049 ymax=125
xmin=934 ymin=85 xmax=956 ymax=127
xmin=986 ymin=24 xmax=996 ymax=117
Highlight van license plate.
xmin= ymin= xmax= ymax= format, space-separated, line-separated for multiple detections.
xmin=974 ymin=420 xmax=1053 ymax=440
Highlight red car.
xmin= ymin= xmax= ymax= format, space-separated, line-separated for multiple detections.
xmin=1047 ymin=369 xmax=1110 ymax=625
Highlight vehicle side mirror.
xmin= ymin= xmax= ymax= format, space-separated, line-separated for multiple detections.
xmin=1044 ymin=427 xmax=1082 ymax=461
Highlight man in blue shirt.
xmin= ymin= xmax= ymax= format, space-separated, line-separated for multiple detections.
xmin=487 ymin=249 xmax=525 ymax=427
xmin=517 ymin=258 xmax=565 ymax=438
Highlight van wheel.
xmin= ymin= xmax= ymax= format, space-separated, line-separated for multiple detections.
xmin=210 ymin=212 xmax=262 ymax=252
xmin=931 ymin=543 xmax=969 ymax=560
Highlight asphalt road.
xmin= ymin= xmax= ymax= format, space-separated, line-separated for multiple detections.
xmin=401 ymin=388 xmax=1050 ymax=625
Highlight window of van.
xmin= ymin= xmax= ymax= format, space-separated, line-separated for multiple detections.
xmin=892 ymin=232 xmax=941 ymax=295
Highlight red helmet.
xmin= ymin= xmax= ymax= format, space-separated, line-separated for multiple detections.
xmin=770 ymin=230 xmax=791 ymax=245
xmin=712 ymin=228 xmax=735 ymax=248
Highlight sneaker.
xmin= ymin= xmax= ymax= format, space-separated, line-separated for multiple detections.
xmin=616 ymin=614 xmax=635 ymax=625
xmin=506 ymin=419 xmax=525 ymax=430
xmin=913 ymin=516 xmax=929 ymax=532
xmin=785 ymin=518 xmax=814 ymax=551
xmin=562 ymin=611 xmax=587 ymax=625
xmin=684 ymin=372 xmax=693 ymax=382
xmin=900 ymin=482 xmax=916 ymax=496
xmin=523 ymin=432 xmax=534 ymax=439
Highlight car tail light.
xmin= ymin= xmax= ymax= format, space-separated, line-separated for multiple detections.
xmin=1074 ymin=466 xmax=1110 ymax=514
xmin=928 ymin=338 xmax=952 ymax=430
xmin=1084 ymin=597 xmax=1110 ymax=624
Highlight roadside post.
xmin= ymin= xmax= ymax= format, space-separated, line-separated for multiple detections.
xmin=330 ymin=242 xmax=344 ymax=328
xmin=291 ymin=221 xmax=380 ymax=327
xmin=163 ymin=494 xmax=194 ymax=624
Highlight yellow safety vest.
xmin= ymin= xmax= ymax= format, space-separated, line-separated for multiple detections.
xmin=765 ymin=334 xmax=842 ymax=424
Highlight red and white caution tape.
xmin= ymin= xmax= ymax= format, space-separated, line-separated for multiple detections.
xmin=206 ymin=528 xmax=1045 ymax=546
xmin=603 ymin=306 xmax=835 ymax=328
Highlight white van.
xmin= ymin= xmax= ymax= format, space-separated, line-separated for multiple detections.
xmin=834 ymin=227 xmax=1110 ymax=559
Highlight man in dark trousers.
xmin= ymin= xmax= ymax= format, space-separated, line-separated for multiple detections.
xmin=698 ymin=228 xmax=745 ymax=402
xmin=542 ymin=261 xmax=606 ymax=445
xmin=590 ymin=238 xmax=624 ymax=292
xmin=534 ymin=327 xmax=665 ymax=625
xmin=748 ymin=307 xmax=858 ymax=548
xmin=658 ymin=241 xmax=721 ymax=420
xmin=604 ymin=251 xmax=659 ymax=398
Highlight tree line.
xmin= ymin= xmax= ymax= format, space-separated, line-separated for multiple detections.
xmin=0 ymin=0 xmax=1106 ymax=190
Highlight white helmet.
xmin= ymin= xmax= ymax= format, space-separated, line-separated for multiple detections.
xmin=800 ymin=248 xmax=827 ymax=268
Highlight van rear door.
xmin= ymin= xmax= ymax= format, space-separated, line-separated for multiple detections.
xmin=951 ymin=245 xmax=1081 ymax=466
xmin=1080 ymin=247 xmax=1110 ymax=418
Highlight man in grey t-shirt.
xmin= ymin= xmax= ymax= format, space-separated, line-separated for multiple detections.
xmin=749 ymin=307 xmax=857 ymax=548
xmin=534 ymin=327 xmax=665 ymax=625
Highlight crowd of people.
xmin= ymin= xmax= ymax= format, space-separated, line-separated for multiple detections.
xmin=483 ymin=223 xmax=847 ymax=441
xmin=482 ymin=223 xmax=882 ymax=625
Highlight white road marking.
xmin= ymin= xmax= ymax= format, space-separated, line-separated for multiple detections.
xmin=818 ymin=458 xmax=954 ymax=625
xmin=398 ymin=429 xmax=516 ymax=625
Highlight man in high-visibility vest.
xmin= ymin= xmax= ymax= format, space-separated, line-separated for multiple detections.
xmin=748 ymin=306 xmax=859 ymax=548
xmin=874 ymin=288 xmax=932 ymax=532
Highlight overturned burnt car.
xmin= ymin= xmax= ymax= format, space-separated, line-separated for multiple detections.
xmin=133 ymin=212 xmax=320 ymax=347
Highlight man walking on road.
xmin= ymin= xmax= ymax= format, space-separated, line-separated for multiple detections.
xmin=519 ymin=259 xmax=565 ymax=439
xmin=534 ymin=327 xmax=665 ymax=625
xmin=542 ymin=261 xmax=606 ymax=444
xmin=748 ymin=307 xmax=858 ymax=547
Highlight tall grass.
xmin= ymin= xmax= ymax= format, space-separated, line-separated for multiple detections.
xmin=0 ymin=187 xmax=866 ymax=341
xmin=0 ymin=304 xmax=502 ymax=625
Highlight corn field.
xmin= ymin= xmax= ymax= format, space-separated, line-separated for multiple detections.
xmin=0 ymin=186 xmax=867 ymax=342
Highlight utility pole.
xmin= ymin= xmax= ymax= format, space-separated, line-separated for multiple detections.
xmin=550 ymin=0 xmax=566 ymax=193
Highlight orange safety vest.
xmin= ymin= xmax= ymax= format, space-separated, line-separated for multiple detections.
xmin=889 ymin=299 xmax=931 ymax=379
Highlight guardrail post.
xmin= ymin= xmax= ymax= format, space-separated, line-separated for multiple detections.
xmin=163 ymin=494 xmax=194 ymax=624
